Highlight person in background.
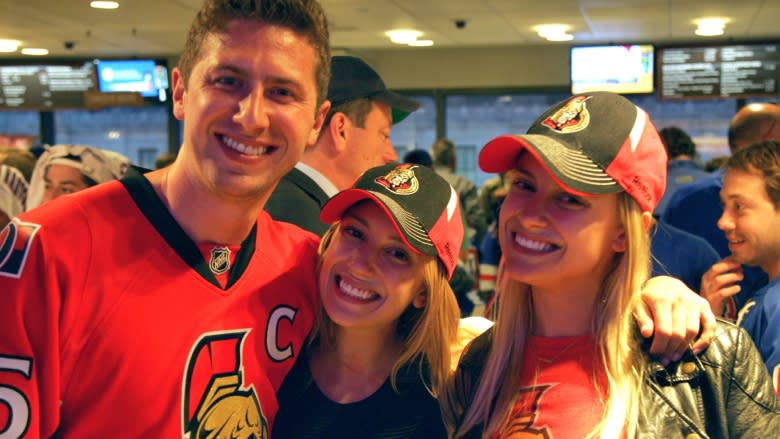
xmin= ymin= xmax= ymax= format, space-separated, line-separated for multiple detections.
xmin=705 ymin=155 xmax=729 ymax=173
xmin=443 ymin=92 xmax=778 ymax=438
xmin=273 ymin=163 xmax=463 ymax=438
xmin=403 ymin=148 xmax=477 ymax=316
xmin=25 ymin=144 xmax=130 ymax=209
xmin=431 ymin=138 xmax=486 ymax=245
xmin=650 ymin=220 xmax=720 ymax=293
xmin=654 ymin=126 xmax=709 ymax=217
xmin=0 ymin=147 xmax=37 ymax=182
xmin=0 ymin=0 xmax=331 ymax=437
xmin=664 ymin=102 xmax=780 ymax=319
xmin=266 ymin=55 xmax=419 ymax=235
xmin=0 ymin=164 xmax=27 ymax=228
xmin=717 ymin=140 xmax=780 ymax=395
xmin=154 ymin=151 xmax=177 ymax=169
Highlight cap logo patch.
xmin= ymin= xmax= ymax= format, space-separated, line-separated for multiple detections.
xmin=375 ymin=164 xmax=419 ymax=195
xmin=542 ymin=95 xmax=591 ymax=133
xmin=209 ymin=246 xmax=231 ymax=276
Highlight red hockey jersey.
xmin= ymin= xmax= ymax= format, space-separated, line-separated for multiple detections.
xmin=0 ymin=175 xmax=319 ymax=438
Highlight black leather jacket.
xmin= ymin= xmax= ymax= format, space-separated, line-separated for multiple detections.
xmin=454 ymin=320 xmax=780 ymax=438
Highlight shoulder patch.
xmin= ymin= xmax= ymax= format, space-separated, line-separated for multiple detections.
xmin=0 ymin=219 xmax=41 ymax=278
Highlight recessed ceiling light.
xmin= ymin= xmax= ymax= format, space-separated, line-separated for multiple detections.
xmin=90 ymin=1 xmax=119 ymax=9
xmin=533 ymin=24 xmax=573 ymax=41
xmin=693 ymin=17 xmax=729 ymax=36
xmin=21 ymin=48 xmax=48 ymax=56
xmin=385 ymin=29 xmax=423 ymax=45
xmin=0 ymin=39 xmax=20 ymax=53
xmin=408 ymin=39 xmax=434 ymax=47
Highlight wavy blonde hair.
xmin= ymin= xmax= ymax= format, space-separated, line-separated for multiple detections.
xmin=311 ymin=223 xmax=461 ymax=397
xmin=444 ymin=192 xmax=651 ymax=439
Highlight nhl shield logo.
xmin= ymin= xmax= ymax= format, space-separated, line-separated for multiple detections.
xmin=209 ymin=246 xmax=231 ymax=276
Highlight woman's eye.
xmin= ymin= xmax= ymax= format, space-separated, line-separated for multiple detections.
xmin=387 ymin=248 xmax=410 ymax=262
xmin=558 ymin=194 xmax=587 ymax=208
xmin=342 ymin=225 xmax=363 ymax=239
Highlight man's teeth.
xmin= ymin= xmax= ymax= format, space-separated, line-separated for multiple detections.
xmin=515 ymin=235 xmax=555 ymax=252
xmin=222 ymin=135 xmax=268 ymax=156
xmin=339 ymin=279 xmax=374 ymax=300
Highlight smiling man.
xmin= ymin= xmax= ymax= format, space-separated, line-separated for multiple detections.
xmin=720 ymin=139 xmax=780 ymax=395
xmin=0 ymin=0 xmax=333 ymax=437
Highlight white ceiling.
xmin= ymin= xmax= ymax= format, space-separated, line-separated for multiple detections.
xmin=0 ymin=0 xmax=777 ymax=58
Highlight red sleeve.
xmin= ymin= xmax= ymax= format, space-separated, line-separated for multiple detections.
xmin=0 ymin=203 xmax=91 ymax=438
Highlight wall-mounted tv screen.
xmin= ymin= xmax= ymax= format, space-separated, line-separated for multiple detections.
xmin=658 ymin=42 xmax=779 ymax=99
xmin=0 ymin=61 xmax=96 ymax=109
xmin=570 ymin=44 xmax=655 ymax=95
xmin=95 ymin=59 xmax=169 ymax=102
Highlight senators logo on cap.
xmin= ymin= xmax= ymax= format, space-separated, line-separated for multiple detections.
xmin=374 ymin=164 xmax=419 ymax=195
xmin=542 ymin=95 xmax=591 ymax=133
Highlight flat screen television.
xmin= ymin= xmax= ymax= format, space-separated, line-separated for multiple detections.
xmin=570 ymin=44 xmax=655 ymax=95
xmin=95 ymin=59 xmax=169 ymax=102
xmin=658 ymin=42 xmax=779 ymax=99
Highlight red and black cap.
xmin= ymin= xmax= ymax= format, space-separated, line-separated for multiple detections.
xmin=479 ymin=92 xmax=667 ymax=213
xmin=321 ymin=163 xmax=464 ymax=278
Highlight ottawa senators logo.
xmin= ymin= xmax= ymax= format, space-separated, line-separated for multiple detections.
xmin=542 ymin=95 xmax=591 ymax=133
xmin=0 ymin=219 xmax=40 ymax=278
xmin=208 ymin=246 xmax=231 ymax=276
xmin=182 ymin=331 xmax=268 ymax=439
xmin=374 ymin=164 xmax=419 ymax=195
xmin=500 ymin=385 xmax=552 ymax=439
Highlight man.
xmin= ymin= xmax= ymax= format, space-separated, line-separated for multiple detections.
xmin=0 ymin=0 xmax=330 ymax=437
xmin=654 ymin=126 xmax=709 ymax=217
xmin=0 ymin=164 xmax=27 ymax=228
xmin=718 ymin=140 xmax=780 ymax=395
xmin=665 ymin=102 xmax=780 ymax=318
xmin=431 ymin=138 xmax=486 ymax=244
xmin=265 ymin=55 xmax=419 ymax=235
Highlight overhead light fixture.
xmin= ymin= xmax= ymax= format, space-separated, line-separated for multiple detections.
xmin=0 ymin=39 xmax=20 ymax=53
xmin=90 ymin=1 xmax=119 ymax=9
xmin=21 ymin=48 xmax=48 ymax=56
xmin=385 ymin=29 xmax=423 ymax=45
xmin=533 ymin=24 xmax=573 ymax=42
xmin=408 ymin=39 xmax=434 ymax=47
xmin=384 ymin=29 xmax=433 ymax=47
xmin=693 ymin=17 xmax=729 ymax=36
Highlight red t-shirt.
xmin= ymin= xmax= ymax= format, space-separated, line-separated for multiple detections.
xmin=494 ymin=334 xmax=607 ymax=439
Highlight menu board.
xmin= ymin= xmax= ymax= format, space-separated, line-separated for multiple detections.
xmin=0 ymin=63 xmax=96 ymax=109
xmin=659 ymin=43 xmax=779 ymax=99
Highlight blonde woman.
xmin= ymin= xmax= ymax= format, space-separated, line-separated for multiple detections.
xmin=444 ymin=92 xmax=780 ymax=438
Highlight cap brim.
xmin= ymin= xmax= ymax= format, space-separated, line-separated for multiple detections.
xmin=372 ymin=91 xmax=420 ymax=124
xmin=320 ymin=189 xmax=426 ymax=255
xmin=479 ymin=134 xmax=621 ymax=196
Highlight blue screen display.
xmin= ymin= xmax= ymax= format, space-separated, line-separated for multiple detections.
xmin=96 ymin=59 xmax=169 ymax=100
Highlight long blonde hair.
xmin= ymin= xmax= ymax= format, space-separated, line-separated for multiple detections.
xmin=444 ymin=192 xmax=651 ymax=439
xmin=312 ymin=223 xmax=461 ymax=397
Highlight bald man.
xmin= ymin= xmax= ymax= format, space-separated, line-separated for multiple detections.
xmin=664 ymin=102 xmax=780 ymax=318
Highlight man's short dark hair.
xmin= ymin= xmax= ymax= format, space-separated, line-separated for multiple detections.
xmin=726 ymin=139 xmax=780 ymax=206
xmin=431 ymin=138 xmax=456 ymax=167
xmin=177 ymin=0 xmax=331 ymax=108
xmin=659 ymin=126 xmax=696 ymax=159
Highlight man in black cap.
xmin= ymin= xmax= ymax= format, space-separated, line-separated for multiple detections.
xmin=265 ymin=55 xmax=420 ymax=235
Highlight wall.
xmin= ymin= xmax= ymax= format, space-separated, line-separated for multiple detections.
xmin=350 ymin=45 xmax=571 ymax=90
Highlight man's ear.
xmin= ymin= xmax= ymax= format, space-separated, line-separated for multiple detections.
xmin=328 ymin=112 xmax=350 ymax=152
xmin=412 ymin=289 xmax=427 ymax=309
xmin=171 ymin=68 xmax=186 ymax=121
xmin=306 ymin=100 xmax=331 ymax=147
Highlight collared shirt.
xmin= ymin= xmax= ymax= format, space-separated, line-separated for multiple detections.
xmin=295 ymin=162 xmax=339 ymax=198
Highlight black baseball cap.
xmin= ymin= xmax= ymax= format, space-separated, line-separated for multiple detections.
xmin=327 ymin=56 xmax=420 ymax=124
xmin=479 ymin=92 xmax=667 ymax=213
xmin=320 ymin=163 xmax=464 ymax=279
